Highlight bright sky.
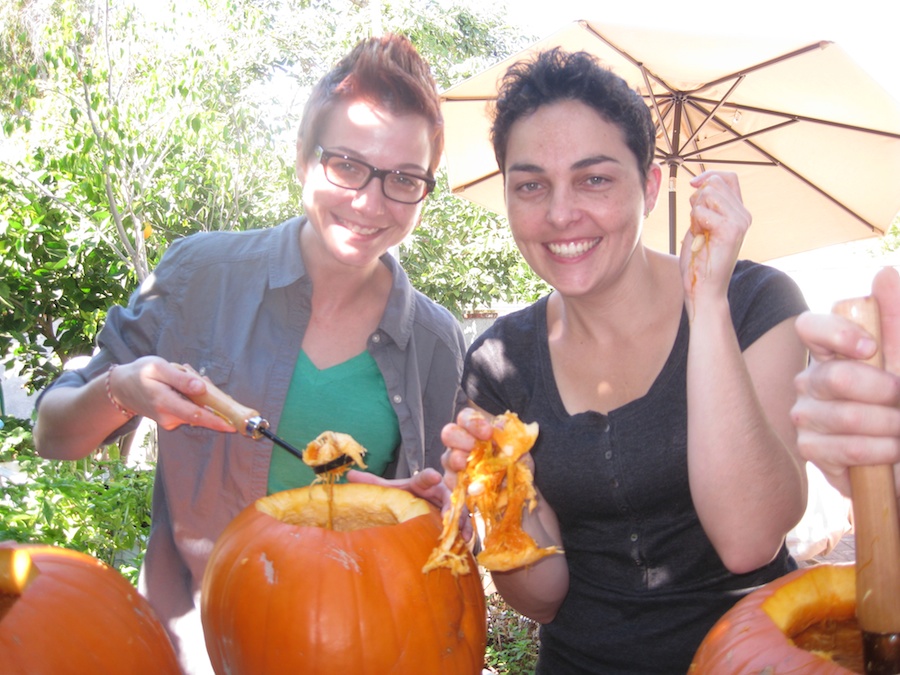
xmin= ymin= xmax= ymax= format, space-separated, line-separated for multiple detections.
xmin=505 ymin=1 xmax=900 ymax=311
xmin=507 ymin=1 xmax=900 ymax=102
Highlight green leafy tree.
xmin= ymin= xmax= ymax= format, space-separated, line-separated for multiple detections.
xmin=1 ymin=0 xmax=536 ymax=393
xmin=410 ymin=176 xmax=549 ymax=318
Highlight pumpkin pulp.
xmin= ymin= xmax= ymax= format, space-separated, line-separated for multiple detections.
xmin=793 ymin=617 xmax=864 ymax=673
xmin=425 ymin=411 xmax=561 ymax=575
xmin=761 ymin=563 xmax=861 ymax=670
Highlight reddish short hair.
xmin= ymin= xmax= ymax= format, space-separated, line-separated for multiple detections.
xmin=298 ymin=34 xmax=444 ymax=175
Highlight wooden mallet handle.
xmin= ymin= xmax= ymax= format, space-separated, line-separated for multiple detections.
xmin=832 ymin=296 xmax=900 ymax=673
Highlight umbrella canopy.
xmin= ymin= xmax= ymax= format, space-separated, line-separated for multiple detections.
xmin=441 ymin=20 xmax=900 ymax=261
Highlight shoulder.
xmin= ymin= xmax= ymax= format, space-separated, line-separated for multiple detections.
xmin=467 ymin=299 xmax=545 ymax=372
xmin=472 ymin=300 xmax=544 ymax=349
xmin=729 ymin=260 xmax=808 ymax=349
xmin=462 ymin=300 xmax=546 ymax=414
xmin=410 ymin=288 xmax=465 ymax=352
xmin=162 ymin=218 xmax=300 ymax=269
xmin=381 ymin=254 xmax=464 ymax=353
xmin=729 ymin=260 xmax=806 ymax=307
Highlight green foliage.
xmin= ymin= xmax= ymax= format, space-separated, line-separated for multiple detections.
xmin=0 ymin=0 xmax=307 ymax=391
xmin=0 ymin=195 xmax=133 ymax=390
xmin=0 ymin=0 xmax=537 ymax=396
xmin=877 ymin=213 xmax=900 ymax=253
xmin=484 ymin=592 xmax=541 ymax=674
xmin=0 ymin=416 xmax=154 ymax=585
xmin=407 ymin=180 xmax=550 ymax=318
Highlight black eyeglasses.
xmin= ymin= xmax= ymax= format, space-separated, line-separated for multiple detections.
xmin=315 ymin=146 xmax=435 ymax=204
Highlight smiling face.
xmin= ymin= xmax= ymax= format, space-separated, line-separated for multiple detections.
xmin=503 ymin=99 xmax=661 ymax=297
xmin=297 ymin=98 xmax=433 ymax=270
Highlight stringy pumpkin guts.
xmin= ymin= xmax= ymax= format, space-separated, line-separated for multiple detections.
xmin=424 ymin=411 xmax=562 ymax=575
xmin=303 ymin=431 xmax=368 ymax=529
xmin=303 ymin=431 xmax=368 ymax=482
xmin=689 ymin=230 xmax=708 ymax=293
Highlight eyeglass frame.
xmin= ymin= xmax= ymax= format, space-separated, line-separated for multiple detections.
xmin=314 ymin=146 xmax=436 ymax=204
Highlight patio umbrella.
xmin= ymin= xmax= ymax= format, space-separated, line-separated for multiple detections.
xmin=440 ymin=20 xmax=900 ymax=261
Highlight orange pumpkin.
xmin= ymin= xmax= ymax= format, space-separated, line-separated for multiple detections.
xmin=201 ymin=483 xmax=487 ymax=674
xmin=0 ymin=542 xmax=180 ymax=675
xmin=690 ymin=563 xmax=861 ymax=674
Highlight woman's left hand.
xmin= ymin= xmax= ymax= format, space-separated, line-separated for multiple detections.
xmin=680 ymin=170 xmax=751 ymax=305
xmin=347 ymin=467 xmax=449 ymax=507
xmin=348 ymin=468 xmax=474 ymax=541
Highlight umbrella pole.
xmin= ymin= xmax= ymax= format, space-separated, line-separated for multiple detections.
xmin=832 ymin=296 xmax=900 ymax=674
xmin=667 ymin=162 xmax=678 ymax=255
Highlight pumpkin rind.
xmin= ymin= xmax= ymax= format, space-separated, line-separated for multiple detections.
xmin=201 ymin=483 xmax=487 ymax=675
xmin=690 ymin=564 xmax=858 ymax=674
xmin=0 ymin=542 xmax=181 ymax=675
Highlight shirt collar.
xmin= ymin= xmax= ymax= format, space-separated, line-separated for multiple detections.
xmin=267 ymin=216 xmax=416 ymax=350
xmin=377 ymin=252 xmax=416 ymax=350
xmin=267 ymin=216 xmax=309 ymax=289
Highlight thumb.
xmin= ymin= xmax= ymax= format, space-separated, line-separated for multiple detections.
xmin=871 ymin=266 xmax=900 ymax=375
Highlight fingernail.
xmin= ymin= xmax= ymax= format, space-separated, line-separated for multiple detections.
xmin=858 ymin=337 xmax=877 ymax=355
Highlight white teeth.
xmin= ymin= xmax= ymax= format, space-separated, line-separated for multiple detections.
xmin=547 ymin=238 xmax=600 ymax=257
xmin=344 ymin=221 xmax=378 ymax=236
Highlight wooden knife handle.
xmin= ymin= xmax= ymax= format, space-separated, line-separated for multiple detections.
xmin=173 ymin=363 xmax=260 ymax=433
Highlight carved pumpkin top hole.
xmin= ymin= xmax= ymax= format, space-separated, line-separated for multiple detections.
xmin=254 ymin=483 xmax=434 ymax=532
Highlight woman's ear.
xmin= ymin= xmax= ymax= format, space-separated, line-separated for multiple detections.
xmin=643 ymin=163 xmax=663 ymax=216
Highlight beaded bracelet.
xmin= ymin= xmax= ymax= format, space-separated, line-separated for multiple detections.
xmin=105 ymin=364 xmax=136 ymax=418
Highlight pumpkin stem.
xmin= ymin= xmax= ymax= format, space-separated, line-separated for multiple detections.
xmin=0 ymin=548 xmax=40 ymax=620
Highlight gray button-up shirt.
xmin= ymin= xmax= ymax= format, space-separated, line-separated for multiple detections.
xmin=39 ymin=217 xmax=467 ymax=673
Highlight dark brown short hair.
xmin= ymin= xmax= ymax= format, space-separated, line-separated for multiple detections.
xmin=298 ymin=34 xmax=443 ymax=176
xmin=491 ymin=48 xmax=656 ymax=182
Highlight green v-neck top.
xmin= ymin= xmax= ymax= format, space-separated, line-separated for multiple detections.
xmin=267 ymin=349 xmax=400 ymax=493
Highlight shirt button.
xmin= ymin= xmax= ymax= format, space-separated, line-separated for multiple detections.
xmin=604 ymin=450 xmax=612 ymax=460
xmin=630 ymin=533 xmax=639 ymax=542
xmin=371 ymin=333 xmax=381 ymax=343
xmin=392 ymin=394 xmax=402 ymax=404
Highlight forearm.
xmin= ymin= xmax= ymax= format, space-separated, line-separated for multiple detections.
xmin=491 ymin=555 xmax=568 ymax=624
xmin=688 ymin=303 xmax=807 ymax=572
xmin=490 ymin=493 xmax=568 ymax=624
xmin=34 ymin=375 xmax=134 ymax=460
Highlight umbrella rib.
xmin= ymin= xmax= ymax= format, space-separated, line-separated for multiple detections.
xmin=680 ymin=117 xmax=799 ymax=159
xmin=688 ymin=97 xmax=900 ymax=139
xmin=686 ymin=40 xmax=832 ymax=96
xmin=688 ymin=141 xmax=882 ymax=233
xmin=675 ymin=100 xmax=884 ymax=232
xmin=676 ymin=78 xmax=745 ymax=153
xmin=642 ymin=65 xmax=674 ymax=155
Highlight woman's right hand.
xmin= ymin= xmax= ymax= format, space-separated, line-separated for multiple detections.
xmin=792 ymin=266 xmax=900 ymax=500
xmin=108 ymin=356 xmax=236 ymax=433
xmin=440 ymin=406 xmax=496 ymax=490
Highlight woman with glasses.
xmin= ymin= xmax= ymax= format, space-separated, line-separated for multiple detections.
xmin=33 ymin=35 xmax=464 ymax=675
xmin=439 ymin=49 xmax=810 ymax=673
